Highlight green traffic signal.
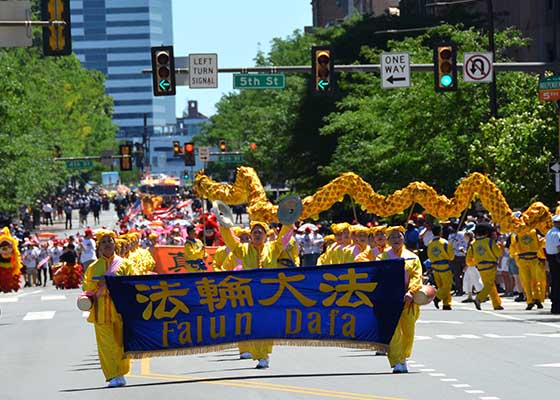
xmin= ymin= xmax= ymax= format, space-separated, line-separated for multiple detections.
xmin=440 ymin=75 xmax=453 ymax=87
xmin=317 ymin=79 xmax=330 ymax=91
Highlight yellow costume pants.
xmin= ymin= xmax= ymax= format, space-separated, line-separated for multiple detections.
xmin=247 ymin=340 xmax=273 ymax=361
xmin=433 ymin=270 xmax=453 ymax=306
xmin=94 ymin=321 xmax=130 ymax=381
xmin=517 ymin=258 xmax=546 ymax=304
xmin=238 ymin=341 xmax=251 ymax=355
xmin=476 ymin=267 xmax=501 ymax=308
xmin=388 ymin=303 xmax=420 ymax=367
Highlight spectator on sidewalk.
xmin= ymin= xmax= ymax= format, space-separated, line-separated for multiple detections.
xmin=78 ymin=229 xmax=97 ymax=273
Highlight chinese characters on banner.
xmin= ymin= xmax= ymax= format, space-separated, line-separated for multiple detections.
xmin=106 ymin=260 xmax=406 ymax=358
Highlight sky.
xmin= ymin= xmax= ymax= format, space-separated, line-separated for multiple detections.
xmin=171 ymin=0 xmax=312 ymax=118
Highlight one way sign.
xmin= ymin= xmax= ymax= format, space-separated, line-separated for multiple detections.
xmin=381 ymin=52 xmax=410 ymax=89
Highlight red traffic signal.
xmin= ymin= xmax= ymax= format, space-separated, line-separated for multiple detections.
xmin=184 ymin=142 xmax=195 ymax=166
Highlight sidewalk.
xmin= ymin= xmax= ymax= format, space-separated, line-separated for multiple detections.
xmin=35 ymin=207 xmax=119 ymax=238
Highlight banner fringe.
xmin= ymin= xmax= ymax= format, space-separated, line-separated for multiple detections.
xmin=124 ymin=339 xmax=388 ymax=360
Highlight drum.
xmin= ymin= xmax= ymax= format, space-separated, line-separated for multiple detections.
xmin=413 ymin=285 xmax=436 ymax=305
xmin=77 ymin=291 xmax=95 ymax=311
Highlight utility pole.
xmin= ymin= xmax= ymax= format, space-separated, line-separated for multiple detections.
xmin=486 ymin=0 xmax=498 ymax=118
xmin=143 ymin=113 xmax=150 ymax=172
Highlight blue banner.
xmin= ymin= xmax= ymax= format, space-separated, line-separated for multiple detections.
xmin=106 ymin=260 xmax=405 ymax=358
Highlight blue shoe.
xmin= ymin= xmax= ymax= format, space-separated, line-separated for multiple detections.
xmin=256 ymin=359 xmax=269 ymax=369
xmin=240 ymin=352 xmax=252 ymax=359
xmin=107 ymin=376 xmax=125 ymax=388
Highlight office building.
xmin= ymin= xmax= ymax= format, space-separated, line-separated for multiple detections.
xmin=70 ymin=0 xmax=176 ymax=138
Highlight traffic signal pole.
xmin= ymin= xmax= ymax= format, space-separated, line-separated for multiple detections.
xmin=144 ymin=62 xmax=560 ymax=76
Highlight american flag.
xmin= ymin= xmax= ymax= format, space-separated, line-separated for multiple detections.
xmin=127 ymin=198 xmax=142 ymax=220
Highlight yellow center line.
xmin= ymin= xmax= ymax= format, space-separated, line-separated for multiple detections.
xmin=127 ymin=371 xmax=405 ymax=400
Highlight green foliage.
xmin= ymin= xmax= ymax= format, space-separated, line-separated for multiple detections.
xmin=201 ymin=17 xmax=557 ymax=213
xmin=0 ymin=48 xmax=116 ymax=213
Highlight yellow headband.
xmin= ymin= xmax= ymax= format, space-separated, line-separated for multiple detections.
xmin=350 ymin=224 xmax=369 ymax=234
xmin=386 ymin=226 xmax=405 ymax=236
xmin=250 ymin=221 xmax=268 ymax=233
xmin=95 ymin=229 xmax=116 ymax=245
xmin=370 ymin=225 xmax=387 ymax=235
xmin=331 ymin=222 xmax=350 ymax=234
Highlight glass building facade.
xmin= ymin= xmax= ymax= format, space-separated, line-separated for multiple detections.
xmin=70 ymin=0 xmax=176 ymax=138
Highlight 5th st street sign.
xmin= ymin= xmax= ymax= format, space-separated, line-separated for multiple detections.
xmin=233 ymin=73 xmax=285 ymax=90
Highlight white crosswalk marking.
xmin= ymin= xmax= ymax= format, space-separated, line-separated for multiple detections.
xmin=429 ymin=373 xmax=446 ymax=377
xmin=420 ymin=369 xmax=436 ymax=372
xmin=453 ymin=384 xmax=471 ymax=388
xmin=479 ymin=397 xmax=500 ymax=399
xmin=41 ymin=295 xmax=67 ymax=301
xmin=0 ymin=298 xmax=18 ymax=303
xmin=441 ymin=378 xmax=458 ymax=382
xmin=23 ymin=311 xmax=55 ymax=320
xmin=437 ymin=334 xmax=481 ymax=340
xmin=535 ymin=363 xmax=560 ymax=367
xmin=483 ymin=333 xmax=526 ymax=339
xmin=466 ymin=390 xmax=485 ymax=394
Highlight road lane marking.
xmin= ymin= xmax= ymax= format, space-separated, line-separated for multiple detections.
xmin=41 ymin=295 xmax=67 ymax=301
xmin=534 ymin=363 xmax=560 ymax=367
xmin=429 ymin=373 xmax=446 ymax=377
xmin=452 ymin=384 xmax=471 ymax=388
xmin=440 ymin=378 xmax=458 ymax=382
xmin=482 ymin=334 xmax=526 ymax=339
xmin=465 ymin=390 xmax=485 ymax=394
xmin=414 ymin=335 xmax=432 ymax=340
xmin=417 ymin=320 xmax=464 ymax=324
xmin=0 ymin=298 xmax=18 ymax=303
xmin=409 ymin=364 xmax=424 ymax=367
xmin=419 ymin=369 xmax=435 ymax=372
xmin=134 ymin=372 xmax=406 ymax=400
xmin=23 ymin=311 xmax=55 ymax=320
xmin=479 ymin=397 xmax=500 ymax=399
xmin=436 ymin=334 xmax=481 ymax=340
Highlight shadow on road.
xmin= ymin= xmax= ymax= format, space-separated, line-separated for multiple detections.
xmin=59 ymin=371 xmax=403 ymax=393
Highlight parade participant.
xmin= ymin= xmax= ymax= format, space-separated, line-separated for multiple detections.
xmin=427 ymin=224 xmax=455 ymax=310
xmin=356 ymin=226 xmax=389 ymax=261
xmin=82 ymin=229 xmax=135 ymax=387
xmin=212 ymin=227 xmax=249 ymax=272
xmin=545 ymin=215 xmax=560 ymax=314
xmin=0 ymin=227 xmax=23 ymax=293
xmin=378 ymin=226 xmax=423 ymax=373
xmin=318 ymin=223 xmax=352 ymax=265
xmin=467 ymin=223 xmax=504 ymax=310
xmin=219 ymin=220 xmax=293 ymax=369
xmin=510 ymin=229 xmax=546 ymax=310
xmin=183 ymin=224 xmax=207 ymax=272
xmin=348 ymin=225 xmax=371 ymax=261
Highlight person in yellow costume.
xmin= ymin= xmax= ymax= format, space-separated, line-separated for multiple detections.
xmin=427 ymin=224 xmax=455 ymax=310
xmin=378 ymin=226 xmax=423 ymax=373
xmin=356 ymin=226 xmax=389 ymax=261
xmin=82 ymin=229 xmax=136 ymax=388
xmin=183 ymin=224 xmax=207 ymax=272
xmin=318 ymin=223 xmax=352 ymax=265
xmin=0 ymin=227 xmax=23 ymax=293
xmin=219 ymin=220 xmax=293 ymax=369
xmin=467 ymin=223 xmax=504 ymax=310
xmin=510 ymin=229 xmax=546 ymax=310
xmin=212 ymin=227 xmax=250 ymax=272
xmin=348 ymin=225 xmax=370 ymax=261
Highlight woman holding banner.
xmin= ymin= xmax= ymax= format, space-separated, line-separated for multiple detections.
xmin=378 ymin=226 xmax=423 ymax=373
xmin=82 ymin=230 xmax=135 ymax=388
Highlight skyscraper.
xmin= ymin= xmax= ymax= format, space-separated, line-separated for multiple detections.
xmin=70 ymin=0 xmax=176 ymax=138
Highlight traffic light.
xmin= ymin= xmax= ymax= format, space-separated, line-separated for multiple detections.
xmin=173 ymin=141 xmax=181 ymax=155
xmin=42 ymin=0 xmax=72 ymax=56
xmin=219 ymin=139 xmax=227 ymax=152
xmin=134 ymin=143 xmax=144 ymax=168
xmin=119 ymin=144 xmax=132 ymax=171
xmin=311 ymin=46 xmax=334 ymax=96
xmin=151 ymin=46 xmax=176 ymax=96
xmin=434 ymin=44 xmax=457 ymax=92
xmin=184 ymin=142 xmax=195 ymax=166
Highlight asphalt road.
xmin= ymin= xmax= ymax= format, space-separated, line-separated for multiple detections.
xmin=1 ymin=286 xmax=559 ymax=400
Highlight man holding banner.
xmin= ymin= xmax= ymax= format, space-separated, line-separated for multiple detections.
xmin=379 ymin=226 xmax=423 ymax=373
xmin=82 ymin=230 xmax=136 ymax=388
